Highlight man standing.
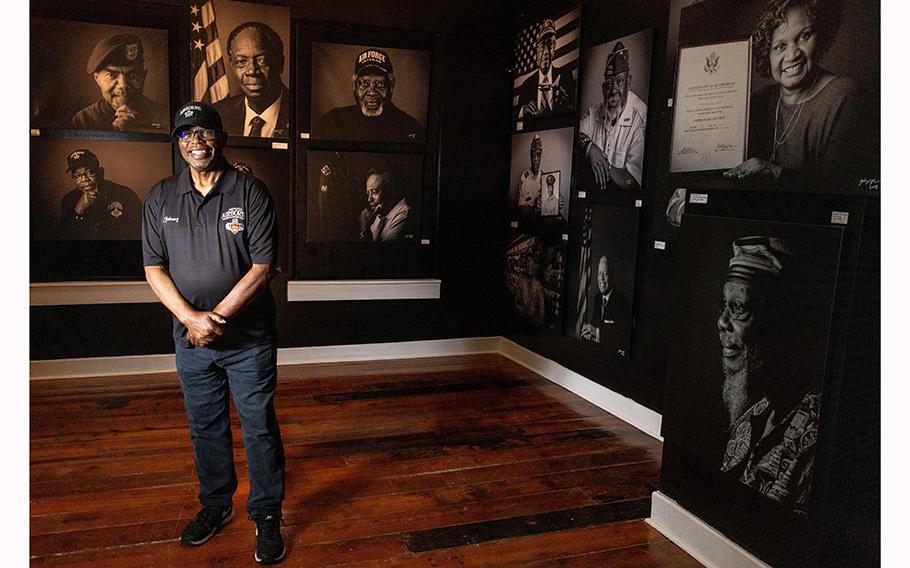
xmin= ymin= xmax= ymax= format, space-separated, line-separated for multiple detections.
xmin=58 ymin=149 xmax=141 ymax=240
xmin=580 ymin=255 xmax=631 ymax=343
xmin=214 ymin=22 xmax=290 ymax=138
xmin=142 ymin=102 xmax=286 ymax=563
xmin=716 ymin=236 xmax=818 ymax=513
xmin=516 ymin=19 xmax=577 ymax=120
xmin=357 ymin=168 xmax=412 ymax=242
xmin=516 ymin=135 xmax=543 ymax=219
xmin=72 ymin=34 xmax=164 ymax=131
xmin=315 ymin=48 xmax=423 ymax=142
xmin=578 ymin=41 xmax=647 ymax=191
xmin=538 ymin=173 xmax=561 ymax=217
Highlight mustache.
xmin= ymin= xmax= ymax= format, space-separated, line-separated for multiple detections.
xmin=718 ymin=332 xmax=744 ymax=350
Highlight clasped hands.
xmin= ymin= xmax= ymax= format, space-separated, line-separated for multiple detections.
xmin=183 ymin=310 xmax=228 ymax=347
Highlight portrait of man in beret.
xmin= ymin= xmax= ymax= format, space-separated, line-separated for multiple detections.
xmin=72 ymin=33 xmax=165 ymax=132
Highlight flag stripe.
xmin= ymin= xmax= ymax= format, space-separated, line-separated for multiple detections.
xmin=191 ymin=0 xmax=227 ymax=104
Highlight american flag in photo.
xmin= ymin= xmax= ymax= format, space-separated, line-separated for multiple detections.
xmin=513 ymin=6 xmax=581 ymax=106
xmin=190 ymin=1 xmax=229 ymax=103
xmin=574 ymin=206 xmax=592 ymax=337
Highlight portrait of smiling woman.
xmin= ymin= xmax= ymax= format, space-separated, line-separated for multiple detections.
xmin=723 ymin=0 xmax=870 ymax=193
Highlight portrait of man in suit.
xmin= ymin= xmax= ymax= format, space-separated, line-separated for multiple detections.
xmin=213 ymin=21 xmax=290 ymax=138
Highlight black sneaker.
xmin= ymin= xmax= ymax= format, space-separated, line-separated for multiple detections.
xmin=180 ymin=506 xmax=234 ymax=546
xmin=251 ymin=513 xmax=286 ymax=564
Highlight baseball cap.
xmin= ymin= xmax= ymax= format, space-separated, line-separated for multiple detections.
xmin=86 ymin=34 xmax=145 ymax=74
xmin=354 ymin=48 xmax=393 ymax=76
xmin=66 ymin=149 xmax=100 ymax=172
xmin=171 ymin=101 xmax=223 ymax=139
xmin=537 ymin=19 xmax=557 ymax=43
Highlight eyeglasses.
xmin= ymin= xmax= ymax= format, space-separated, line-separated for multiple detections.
xmin=177 ymin=128 xmax=218 ymax=143
xmin=71 ymin=170 xmax=97 ymax=181
xmin=356 ymin=78 xmax=387 ymax=91
xmin=718 ymin=299 xmax=753 ymax=321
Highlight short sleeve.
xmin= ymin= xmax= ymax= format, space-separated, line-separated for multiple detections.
xmin=141 ymin=183 xmax=167 ymax=267
xmin=245 ymin=178 xmax=278 ymax=265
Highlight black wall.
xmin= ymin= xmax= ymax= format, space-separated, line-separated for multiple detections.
xmin=30 ymin=0 xmax=518 ymax=359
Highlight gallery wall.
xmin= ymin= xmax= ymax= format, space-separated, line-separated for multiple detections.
xmin=30 ymin=0 xmax=518 ymax=359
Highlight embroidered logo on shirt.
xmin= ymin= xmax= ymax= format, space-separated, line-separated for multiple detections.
xmin=221 ymin=207 xmax=244 ymax=221
xmin=225 ymin=219 xmax=245 ymax=234
xmin=163 ymin=216 xmax=179 ymax=223
xmin=108 ymin=201 xmax=124 ymax=218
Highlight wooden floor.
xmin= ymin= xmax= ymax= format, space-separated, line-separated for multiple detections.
xmin=30 ymin=353 xmax=702 ymax=567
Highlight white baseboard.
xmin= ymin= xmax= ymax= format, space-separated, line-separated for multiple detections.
xmin=498 ymin=338 xmax=662 ymax=440
xmin=647 ymin=491 xmax=771 ymax=568
xmin=29 ymin=337 xmax=502 ymax=380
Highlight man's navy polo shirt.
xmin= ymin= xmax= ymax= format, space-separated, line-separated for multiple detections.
xmin=142 ymin=165 xmax=277 ymax=349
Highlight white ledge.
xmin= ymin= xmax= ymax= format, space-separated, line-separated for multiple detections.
xmin=30 ymin=281 xmax=157 ymax=306
xmin=287 ymin=279 xmax=441 ymax=301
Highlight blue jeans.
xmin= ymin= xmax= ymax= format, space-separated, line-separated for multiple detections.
xmin=175 ymin=341 xmax=285 ymax=516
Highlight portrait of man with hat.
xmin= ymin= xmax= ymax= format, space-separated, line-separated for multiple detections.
xmin=58 ymin=148 xmax=141 ymax=240
xmin=515 ymin=18 xmax=577 ymax=121
xmin=314 ymin=46 xmax=424 ymax=142
xmin=714 ymin=235 xmax=821 ymax=513
xmin=578 ymin=33 xmax=650 ymax=192
xmin=71 ymin=33 xmax=165 ymax=132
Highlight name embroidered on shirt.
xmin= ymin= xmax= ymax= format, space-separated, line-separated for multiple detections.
xmin=163 ymin=216 xmax=180 ymax=223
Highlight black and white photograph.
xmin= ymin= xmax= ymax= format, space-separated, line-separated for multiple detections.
xmin=661 ymin=214 xmax=844 ymax=515
xmin=508 ymin=127 xmax=573 ymax=225
xmin=512 ymin=6 xmax=581 ymax=131
xmin=30 ymin=138 xmax=172 ymax=241
xmin=662 ymin=0 xmax=878 ymax=228
xmin=306 ymin=150 xmax=423 ymax=243
xmin=190 ymin=0 xmax=291 ymax=139
xmin=505 ymin=232 xmax=565 ymax=329
xmin=30 ymin=18 xmax=170 ymax=133
xmin=563 ymin=204 xmax=638 ymax=356
xmin=309 ymin=42 xmax=430 ymax=143
xmin=577 ymin=28 xmax=652 ymax=192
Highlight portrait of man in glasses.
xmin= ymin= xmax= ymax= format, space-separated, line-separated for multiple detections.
xmin=58 ymin=148 xmax=141 ymax=240
xmin=313 ymin=47 xmax=424 ymax=142
xmin=715 ymin=236 xmax=820 ymax=514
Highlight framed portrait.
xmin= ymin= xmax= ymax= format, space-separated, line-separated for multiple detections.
xmin=508 ymin=127 xmax=574 ymax=227
xmin=576 ymin=28 xmax=653 ymax=192
xmin=512 ymin=5 xmax=581 ymax=132
xmin=563 ymin=201 xmax=639 ymax=357
xmin=188 ymin=0 xmax=291 ymax=140
xmin=504 ymin=232 xmax=565 ymax=329
xmin=297 ymin=21 xmax=441 ymax=145
xmin=661 ymin=214 xmax=844 ymax=518
xmin=30 ymin=17 xmax=172 ymax=134
xmin=662 ymin=0 xmax=879 ymax=196
xmin=30 ymin=136 xmax=173 ymax=281
xmin=294 ymin=149 xmax=434 ymax=280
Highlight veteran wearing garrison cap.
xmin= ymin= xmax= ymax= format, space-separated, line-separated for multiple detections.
xmin=715 ymin=236 xmax=818 ymax=514
xmin=315 ymin=48 xmax=423 ymax=142
xmin=578 ymin=40 xmax=647 ymax=191
xmin=72 ymin=34 xmax=165 ymax=132
xmin=516 ymin=18 xmax=577 ymax=122
xmin=58 ymin=148 xmax=141 ymax=240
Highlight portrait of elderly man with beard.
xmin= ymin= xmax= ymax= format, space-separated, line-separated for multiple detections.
xmin=716 ymin=236 xmax=819 ymax=514
xmin=214 ymin=22 xmax=290 ymax=138
xmin=72 ymin=34 xmax=165 ymax=132
xmin=315 ymin=48 xmax=423 ymax=142
xmin=578 ymin=41 xmax=647 ymax=191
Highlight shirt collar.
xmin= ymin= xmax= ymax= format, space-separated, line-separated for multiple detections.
xmin=176 ymin=162 xmax=236 ymax=195
xmin=243 ymin=92 xmax=282 ymax=136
